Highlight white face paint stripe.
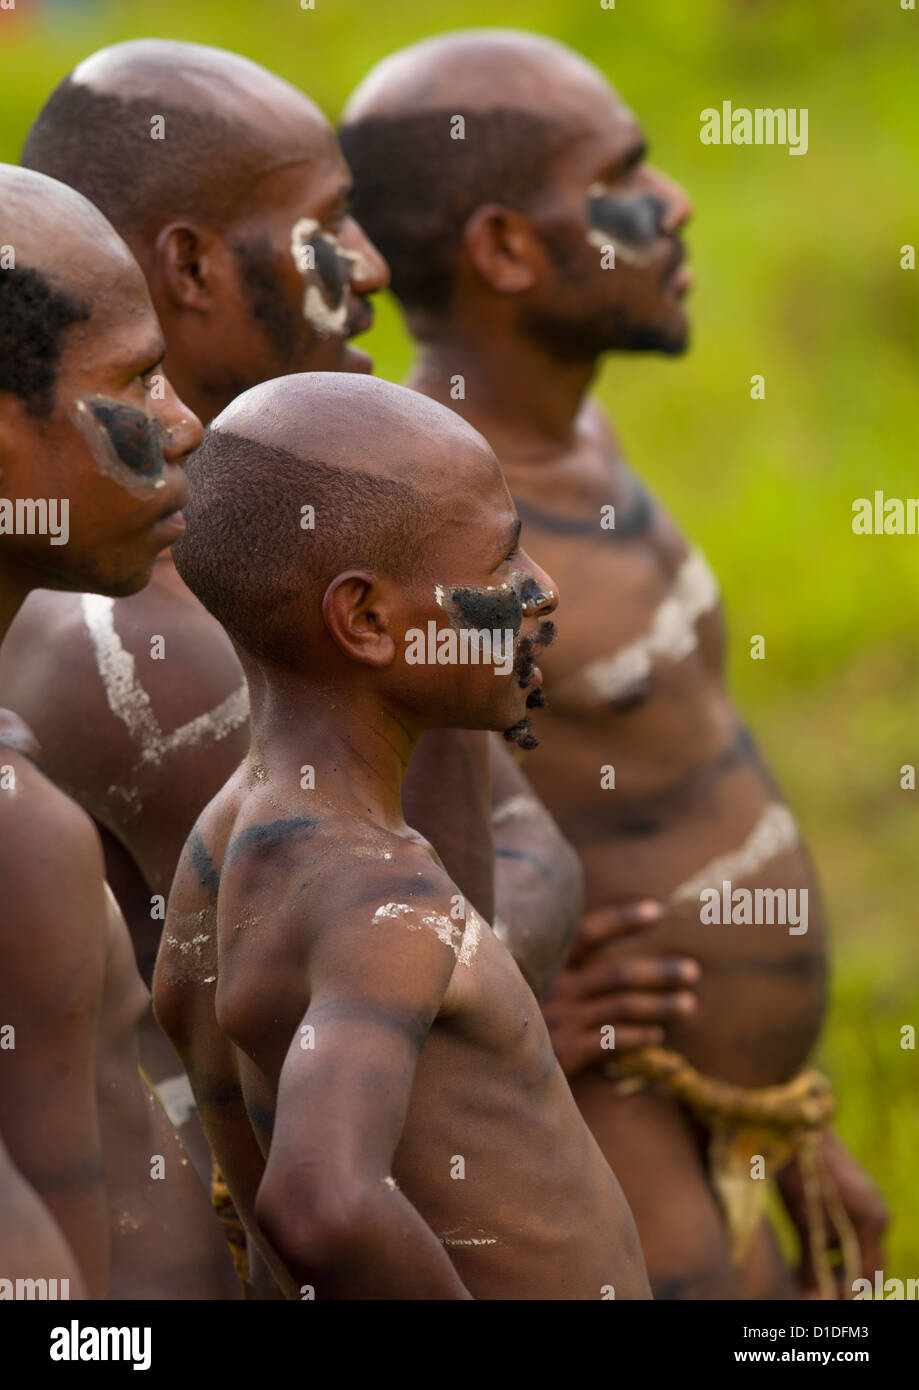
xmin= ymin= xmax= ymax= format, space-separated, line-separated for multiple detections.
xmin=301 ymin=285 xmax=348 ymax=337
xmin=81 ymin=594 xmax=249 ymax=772
xmin=567 ymin=548 xmax=720 ymax=702
xmin=669 ymin=802 xmax=800 ymax=906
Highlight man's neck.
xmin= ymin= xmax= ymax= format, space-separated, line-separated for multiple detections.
xmin=246 ymin=666 xmax=418 ymax=834
xmin=407 ymin=324 xmax=597 ymax=461
xmin=0 ymin=570 xmax=34 ymax=649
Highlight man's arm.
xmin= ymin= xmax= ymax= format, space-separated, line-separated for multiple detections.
xmin=255 ymin=855 xmax=474 ymax=1299
xmin=0 ymin=1133 xmax=87 ymax=1296
xmin=489 ymin=734 xmax=583 ymax=995
xmin=0 ymin=752 xmax=110 ymax=1297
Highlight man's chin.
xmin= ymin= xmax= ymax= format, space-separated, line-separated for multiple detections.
xmin=339 ymin=342 xmax=374 ymax=375
xmin=620 ymin=316 xmax=689 ymax=356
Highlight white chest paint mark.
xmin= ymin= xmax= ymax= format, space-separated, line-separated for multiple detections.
xmin=492 ymin=793 xmax=549 ymax=827
xmin=153 ymin=1072 xmax=197 ymax=1127
xmin=570 ymin=547 xmax=720 ymax=702
xmin=372 ymin=901 xmax=483 ymax=966
xmin=81 ymin=594 xmax=249 ymax=793
xmin=669 ymin=802 xmax=800 ymax=905
xmin=491 ymin=915 xmax=511 ymax=948
xmin=440 ymin=1235 xmax=498 ymax=1247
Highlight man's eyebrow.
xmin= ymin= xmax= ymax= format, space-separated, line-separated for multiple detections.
xmin=124 ymin=342 xmax=166 ymax=378
xmin=321 ymin=181 xmax=354 ymax=217
xmin=498 ymin=518 xmax=522 ymax=560
xmin=601 ymin=139 xmax=648 ymax=180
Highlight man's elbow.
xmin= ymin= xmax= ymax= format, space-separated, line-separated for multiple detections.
xmin=255 ymin=1166 xmax=378 ymax=1275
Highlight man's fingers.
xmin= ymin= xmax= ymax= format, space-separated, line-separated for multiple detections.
xmin=578 ymin=990 xmax=698 ymax=1027
xmin=577 ymin=953 xmax=701 ymax=997
xmin=606 ymin=1025 xmax=666 ymax=1053
xmin=569 ymin=900 xmax=663 ymax=963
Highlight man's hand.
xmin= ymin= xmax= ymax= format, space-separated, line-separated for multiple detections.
xmin=540 ymin=901 xmax=699 ymax=1077
xmin=778 ymin=1130 xmax=889 ymax=1299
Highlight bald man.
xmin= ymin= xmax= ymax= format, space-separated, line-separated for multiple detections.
xmin=1 ymin=39 xmax=692 ymax=1177
xmin=0 ymin=165 xmax=237 ymax=1298
xmin=153 ymin=371 xmax=650 ymax=1300
xmin=341 ymin=30 xmax=887 ymax=1299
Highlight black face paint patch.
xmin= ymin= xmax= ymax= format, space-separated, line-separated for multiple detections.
xmin=435 ymin=579 xmax=524 ymax=637
xmin=311 ymin=233 xmax=351 ymax=305
xmin=290 ymin=217 xmax=361 ymax=338
xmin=72 ymin=394 xmax=167 ymax=497
xmin=586 ymin=186 xmax=668 ymax=265
xmin=434 ymin=568 xmax=555 ymax=638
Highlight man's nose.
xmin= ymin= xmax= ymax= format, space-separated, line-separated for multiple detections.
xmin=155 ymin=377 xmax=203 ymax=464
xmin=646 ymin=165 xmax=693 ymax=234
xmin=520 ymin=554 xmax=559 ymax=617
xmin=342 ymin=216 xmax=390 ymax=295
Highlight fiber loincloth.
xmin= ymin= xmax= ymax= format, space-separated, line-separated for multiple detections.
xmin=604 ymin=1046 xmax=860 ymax=1300
xmin=211 ymin=1158 xmax=250 ymax=1289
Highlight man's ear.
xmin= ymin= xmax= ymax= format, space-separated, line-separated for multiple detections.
xmin=152 ymin=222 xmax=231 ymax=313
xmin=322 ymin=570 xmax=397 ymax=668
xmin=463 ymin=204 xmax=540 ymax=294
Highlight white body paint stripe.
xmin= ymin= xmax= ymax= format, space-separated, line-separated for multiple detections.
xmin=572 ymin=547 xmax=720 ymax=701
xmin=669 ymin=802 xmax=800 ymax=905
xmin=81 ymin=594 xmax=249 ymax=769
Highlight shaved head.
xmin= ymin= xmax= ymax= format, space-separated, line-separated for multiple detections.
xmin=0 ymin=165 xmax=143 ymax=415
xmin=343 ymin=29 xmax=617 ymax=129
xmin=22 ymin=39 xmax=328 ymax=241
xmin=340 ymin=30 xmax=629 ymax=317
xmin=173 ymin=373 xmax=497 ymax=665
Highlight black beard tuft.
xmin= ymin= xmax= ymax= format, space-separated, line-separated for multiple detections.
xmin=514 ymin=619 xmax=557 ymax=688
xmin=503 ymin=716 xmax=539 ymax=751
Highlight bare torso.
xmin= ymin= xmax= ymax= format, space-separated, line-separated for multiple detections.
xmin=155 ymin=760 xmax=649 ymax=1300
xmin=501 ymin=403 xmax=826 ymax=1088
xmin=0 ymin=732 xmax=238 ymax=1299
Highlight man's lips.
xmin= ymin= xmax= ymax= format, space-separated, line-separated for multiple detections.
xmin=661 ymin=240 xmax=690 ymax=288
xmin=347 ymin=297 xmax=374 ymax=339
xmin=151 ymin=509 xmax=186 ymax=542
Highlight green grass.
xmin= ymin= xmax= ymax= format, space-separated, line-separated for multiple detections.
xmin=2 ymin=0 xmax=916 ymax=1275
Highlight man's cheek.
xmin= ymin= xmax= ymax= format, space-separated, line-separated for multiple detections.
xmin=290 ymin=217 xmax=359 ymax=338
xmin=584 ymin=187 xmax=667 ymax=267
xmin=70 ymin=395 xmax=168 ymax=498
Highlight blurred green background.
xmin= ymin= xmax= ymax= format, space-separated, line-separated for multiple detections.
xmin=2 ymin=0 xmax=916 ymax=1281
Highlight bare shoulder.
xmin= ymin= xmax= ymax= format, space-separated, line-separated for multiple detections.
xmin=0 ymin=572 xmax=244 ymax=747
xmin=0 ymin=746 xmax=107 ymax=994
